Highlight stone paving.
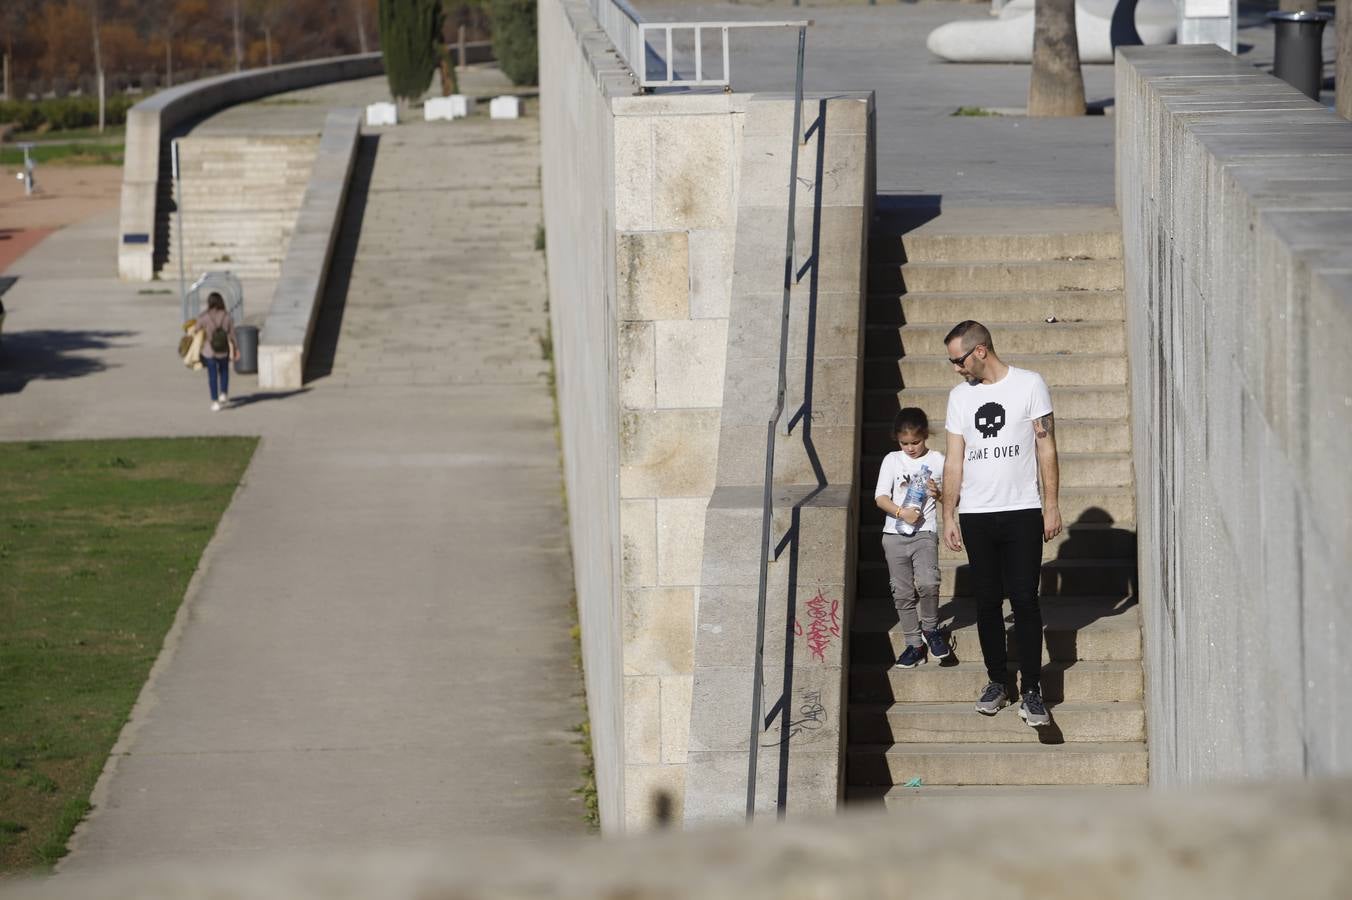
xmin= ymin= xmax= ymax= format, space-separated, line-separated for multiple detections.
xmin=1 ymin=69 xmax=589 ymax=870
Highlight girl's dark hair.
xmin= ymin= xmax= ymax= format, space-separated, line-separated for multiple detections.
xmin=206 ymin=292 xmax=226 ymax=312
xmin=893 ymin=407 xmax=929 ymax=436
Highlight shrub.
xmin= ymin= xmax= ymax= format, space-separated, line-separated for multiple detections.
xmin=488 ymin=0 xmax=537 ymax=86
xmin=0 ymin=96 xmax=135 ymax=133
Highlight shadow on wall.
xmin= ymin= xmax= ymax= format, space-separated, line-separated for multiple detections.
xmin=0 ymin=327 xmax=133 ymax=395
xmin=305 ymin=134 xmax=381 ymax=382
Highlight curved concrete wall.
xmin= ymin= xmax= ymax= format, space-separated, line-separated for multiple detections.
xmin=1116 ymin=45 xmax=1352 ymax=784
xmin=117 ymin=53 xmax=383 ymax=282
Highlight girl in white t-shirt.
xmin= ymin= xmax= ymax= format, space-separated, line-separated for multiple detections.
xmin=874 ymin=408 xmax=950 ymax=668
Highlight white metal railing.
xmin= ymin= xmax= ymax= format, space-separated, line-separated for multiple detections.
xmin=589 ymin=0 xmax=644 ymax=81
xmin=588 ymin=0 xmax=808 ymax=91
xmin=637 ymin=20 xmax=809 ymax=89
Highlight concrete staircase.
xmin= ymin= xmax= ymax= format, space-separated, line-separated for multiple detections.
xmin=164 ymin=135 xmax=320 ymax=280
xmin=846 ymin=206 xmax=1146 ymax=806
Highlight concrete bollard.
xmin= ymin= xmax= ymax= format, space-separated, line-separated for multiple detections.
xmin=425 ymin=95 xmax=474 ymax=121
xmin=1267 ymin=10 xmax=1333 ymax=99
xmin=365 ymin=102 xmax=398 ymax=126
xmin=490 ymin=96 xmax=522 ymax=119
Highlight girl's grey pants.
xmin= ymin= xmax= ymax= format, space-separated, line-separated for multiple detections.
xmin=882 ymin=531 xmax=941 ymax=648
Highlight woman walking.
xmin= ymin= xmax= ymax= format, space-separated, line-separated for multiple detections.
xmin=198 ymin=293 xmax=239 ymax=411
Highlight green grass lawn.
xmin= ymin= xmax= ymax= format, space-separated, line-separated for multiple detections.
xmin=0 ymin=143 xmax=124 ymax=167
xmin=0 ymin=437 xmax=257 ymax=875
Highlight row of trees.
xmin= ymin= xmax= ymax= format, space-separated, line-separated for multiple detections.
xmin=0 ymin=0 xmax=502 ymax=101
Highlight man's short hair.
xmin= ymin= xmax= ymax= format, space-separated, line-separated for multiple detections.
xmin=944 ymin=320 xmax=993 ymax=352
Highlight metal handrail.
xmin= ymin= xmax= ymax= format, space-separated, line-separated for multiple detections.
xmin=746 ymin=23 xmax=807 ymax=822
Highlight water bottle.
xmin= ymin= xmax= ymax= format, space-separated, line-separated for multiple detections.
xmin=902 ymin=464 xmax=931 ymax=512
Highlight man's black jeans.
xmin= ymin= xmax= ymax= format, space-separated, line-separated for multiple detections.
xmin=959 ymin=508 xmax=1045 ymax=694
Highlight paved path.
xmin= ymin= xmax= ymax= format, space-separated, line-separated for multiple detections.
xmin=637 ymin=0 xmax=1332 ymax=207
xmin=1 ymin=71 xmax=589 ymax=870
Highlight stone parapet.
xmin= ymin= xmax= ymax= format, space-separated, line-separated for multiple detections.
xmin=117 ymin=53 xmax=382 ymax=281
xmin=1115 ymin=45 xmax=1352 ymax=783
xmin=257 ymin=109 xmax=361 ymax=390
xmin=16 ymin=779 xmax=1352 ymax=898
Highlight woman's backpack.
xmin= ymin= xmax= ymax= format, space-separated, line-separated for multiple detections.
xmin=208 ymin=312 xmax=229 ymax=354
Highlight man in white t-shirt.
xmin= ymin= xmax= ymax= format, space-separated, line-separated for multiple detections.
xmin=940 ymin=320 xmax=1061 ymax=727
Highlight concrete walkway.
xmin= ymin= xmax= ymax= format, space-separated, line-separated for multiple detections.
xmin=1 ymin=70 xmax=589 ymax=870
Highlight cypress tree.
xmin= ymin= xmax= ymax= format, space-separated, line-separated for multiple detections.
xmin=379 ymin=0 xmax=443 ymax=102
xmin=488 ymin=0 xmax=537 ymax=86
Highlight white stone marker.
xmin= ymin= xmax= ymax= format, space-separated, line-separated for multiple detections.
xmin=365 ymin=102 xmax=398 ymax=127
xmin=425 ymin=95 xmax=474 ymax=121
xmin=489 ymin=96 xmax=521 ymax=120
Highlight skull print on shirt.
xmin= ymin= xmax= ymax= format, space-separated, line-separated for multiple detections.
xmin=974 ymin=402 xmax=1006 ymax=439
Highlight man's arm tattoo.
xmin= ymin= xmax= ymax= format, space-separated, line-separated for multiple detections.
xmin=1034 ymin=413 xmax=1055 ymax=439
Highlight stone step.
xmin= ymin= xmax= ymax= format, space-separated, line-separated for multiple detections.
xmin=866 ymin=290 xmax=1126 ymax=325
xmin=846 ymin=783 xmax=1146 ymax=807
xmin=862 ymin=385 xmax=1131 ymax=423
xmin=854 ymin=557 xmax=1138 ymax=602
xmin=856 ymin=520 xmax=1138 ymax=563
xmin=851 ymin=598 xmax=1142 ymax=664
xmin=849 ymin=700 xmax=1146 ymax=744
xmin=874 ymin=259 xmax=1125 ymax=294
xmin=871 ymin=207 xmax=1123 ymax=264
xmin=846 ymin=741 xmax=1148 ymax=786
xmin=866 ymin=320 xmax=1126 ymax=358
xmin=850 ymin=659 xmax=1144 ymax=704
xmin=886 ymin=353 xmax=1127 ymax=388
xmin=859 ymin=484 xmax=1136 ymax=528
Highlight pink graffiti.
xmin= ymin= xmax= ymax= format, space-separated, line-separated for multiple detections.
xmin=794 ymin=591 xmax=841 ymax=663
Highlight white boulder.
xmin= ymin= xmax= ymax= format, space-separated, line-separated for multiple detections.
xmin=926 ymin=0 xmax=1177 ymax=64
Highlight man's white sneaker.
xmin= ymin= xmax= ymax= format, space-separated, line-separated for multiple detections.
xmin=211 ymin=401 xmax=221 ymax=412
xmin=218 ymin=392 xmax=228 ymax=404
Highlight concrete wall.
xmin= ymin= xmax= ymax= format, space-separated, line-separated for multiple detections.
xmin=19 ymin=779 xmax=1352 ymax=898
xmin=611 ymin=92 xmax=743 ymax=830
xmin=258 ymin=109 xmax=362 ymax=390
xmin=540 ymin=0 xmax=629 ymax=834
xmin=118 ymin=53 xmax=382 ymax=281
xmin=1116 ymin=45 xmax=1352 ymax=784
xmin=542 ymin=0 xmax=745 ymax=831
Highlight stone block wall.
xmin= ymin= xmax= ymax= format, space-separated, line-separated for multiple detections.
xmin=611 ymin=93 xmax=743 ymax=831
xmin=1116 ymin=45 xmax=1352 ymax=783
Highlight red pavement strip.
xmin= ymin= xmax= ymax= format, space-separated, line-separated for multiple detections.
xmin=0 ymin=227 xmax=56 ymax=273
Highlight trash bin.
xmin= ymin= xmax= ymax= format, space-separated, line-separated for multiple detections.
xmin=234 ymin=325 xmax=259 ymax=375
xmin=1267 ymin=10 xmax=1333 ymax=100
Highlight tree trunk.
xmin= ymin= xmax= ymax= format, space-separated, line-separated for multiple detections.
xmin=265 ymin=26 xmax=273 ymax=67
xmin=90 ymin=1 xmax=105 ymax=133
xmin=355 ymin=0 xmax=369 ymax=53
xmin=1028 ymin=0 xmax=1085 ymax=117
xmin=1338 ymin=0 xmax=1351 ymax=120
xmin=165 ymin=36 xmax=173 ymax=87
xmin=438 ymin=52 xmax=456 ymax=95
xmin=233 ymin=0 xmax=243 ymax=71
xmin=3 ymin=51 xmax=10 ymax=102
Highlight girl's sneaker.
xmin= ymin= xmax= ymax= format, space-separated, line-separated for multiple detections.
xmin=895 ymin=644 xmax=927 ymax=668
